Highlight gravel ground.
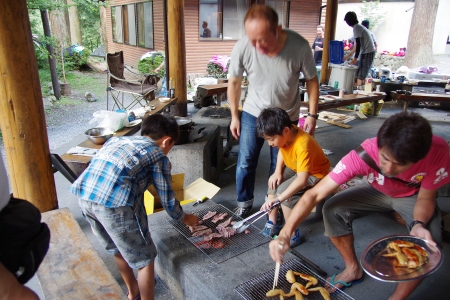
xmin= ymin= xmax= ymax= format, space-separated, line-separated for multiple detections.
xmin=1 ymin=49 xmax=450 ymax=160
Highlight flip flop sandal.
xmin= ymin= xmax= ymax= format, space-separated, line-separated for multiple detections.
xmin=329 ymin=273 xmax=365 ymax=292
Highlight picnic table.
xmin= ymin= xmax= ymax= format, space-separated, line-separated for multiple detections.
xmin=60 ymin=97 xmax=177 ymax=177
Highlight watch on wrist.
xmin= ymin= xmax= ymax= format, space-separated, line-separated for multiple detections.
xmin=409 ymin=220 xmax=427 ymax=231
xmin=307 ymin=113 xmax=319 ymax=119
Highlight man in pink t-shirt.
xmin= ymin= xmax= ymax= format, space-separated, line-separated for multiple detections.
xmin=268 ymin=112 xmax=450 ymax=299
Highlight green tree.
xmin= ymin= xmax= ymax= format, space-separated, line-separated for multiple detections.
xmin=359 ymin=0 xmax=385 ymax=30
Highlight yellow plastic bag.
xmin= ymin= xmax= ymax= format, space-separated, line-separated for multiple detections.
xmin=359 ymin=100 xmax=384 ymax=116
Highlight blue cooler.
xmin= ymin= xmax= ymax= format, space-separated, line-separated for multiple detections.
xmin=329 ymin=40 xmax=344 ymax=64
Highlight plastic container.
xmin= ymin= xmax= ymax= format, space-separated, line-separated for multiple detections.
xmin=365 ymin=74 xmax=373 ymax=92
xmin=329 ymin=40 xmax=344 ymax=64
xmin=328 ymin=63 xmax=358 ymax=94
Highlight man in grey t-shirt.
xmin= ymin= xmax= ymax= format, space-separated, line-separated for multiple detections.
xmin=343 ymin=11 xmax=375 ymax=87
xmin=227 ymin=4 xmax=319 ymax=218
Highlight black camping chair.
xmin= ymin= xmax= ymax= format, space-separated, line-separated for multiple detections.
xmin=106 ymin=51 xmax=159 ymax=110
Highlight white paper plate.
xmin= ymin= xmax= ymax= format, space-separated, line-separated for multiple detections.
xmin=125 ymin=119 xmax=142 ymax=127
xmin=159 ymin=97 xmax=170 ymax=103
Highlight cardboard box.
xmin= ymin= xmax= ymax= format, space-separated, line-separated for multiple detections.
xmin=144 ymin=173 xmax=220 ymax=215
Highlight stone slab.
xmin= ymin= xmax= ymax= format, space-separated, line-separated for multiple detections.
xmin=167 ymin=124 xmax=222 ymax=186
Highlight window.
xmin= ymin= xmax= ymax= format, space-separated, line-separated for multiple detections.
xmin=265 ymin=1 xmax=289 ymax=28
xmin=137 ymin=2 xmax=154 ymax=48
xmin=199 ymin=0 xmax=250 ymax=41
xmin=111 ymin=1 xmax=153 ymax=49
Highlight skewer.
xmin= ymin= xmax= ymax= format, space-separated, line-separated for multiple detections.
xmin=272 ymin=241 xmax=284 ymax=289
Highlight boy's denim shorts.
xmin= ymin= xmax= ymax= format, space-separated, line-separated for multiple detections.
xmin=79 ymin=199 xmax=157 ymax=269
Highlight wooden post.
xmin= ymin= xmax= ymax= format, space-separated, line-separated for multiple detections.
xmin=320 ymin=0 xmax=338 ymax=85
xmin=167 ymin=0 xmax=187 ymax=116
xmin=0 ymin=0 xmax=58 ymax=212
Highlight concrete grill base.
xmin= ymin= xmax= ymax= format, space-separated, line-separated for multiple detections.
xmin=148 ymin=200 xmax=300 ymax=300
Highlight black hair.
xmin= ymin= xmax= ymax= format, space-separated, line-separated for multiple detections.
xmin=361 ymin=19 xmax=370 ymax=29
xmin=141 ymin=114 xmax=179 ymax=143
xmin=377 ymin=112 xmax=432 ymax=164
xmin=344 ymin=11 xmax=358 ymax=27
xmin=256 ymin=107 xmax=292 ymax=137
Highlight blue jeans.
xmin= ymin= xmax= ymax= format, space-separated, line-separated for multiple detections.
xmin=236 ymin=111 xmax=278 ymax=207
xmin=159 ymin=73 xmax=167 ymax=96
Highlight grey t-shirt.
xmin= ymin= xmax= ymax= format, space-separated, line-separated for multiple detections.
xmin=353 ymin=23 xmax=375 ymax=55
xmin=228 ymin=29 xmax=317 ymax=120
xmin=0 ymin=158 xmax=10 ymax=211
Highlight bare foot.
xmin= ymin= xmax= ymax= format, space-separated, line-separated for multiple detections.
xmin=325 ymin=269 xmax=364 ymax=293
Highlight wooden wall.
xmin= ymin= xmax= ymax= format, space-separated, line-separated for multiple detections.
xmin=105 ymin=0 xmax=322 ymax=74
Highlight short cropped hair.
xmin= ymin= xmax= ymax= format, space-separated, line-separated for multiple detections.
xmin=317 ymin=24 xmax=324 ymax=30
xmin=256 ymin=107 xmax=292 ymax=137
xmin=344 ymin=11 xmax=358 ymax=27
xmin=203 ymin=21 xmax=208 ymax=26
xmin=141 ymin=114 xmax=179 ymax=142
xmin=361 ymin=19 xmax=370 ymax=29
xmin=377 ymin=112 xmax=432 ymax=164
xmin=244 ymin=4 xmax=279 ymax=34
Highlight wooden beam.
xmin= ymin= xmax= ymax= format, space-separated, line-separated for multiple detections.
xmin=167 ymin=0 xmax=188 ymax=116
xmin=320 ymin=0 xmax=339 ymax=85
xmin=0 ymin=0 xmax=58 ymax=211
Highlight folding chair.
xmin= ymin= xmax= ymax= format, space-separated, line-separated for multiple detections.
xmin=106 ymin=51 xmax=159 ymax=110
xmin=50 ymin=153 xmax=78 ymax=183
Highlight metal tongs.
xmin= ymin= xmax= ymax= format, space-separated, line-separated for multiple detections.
xmin=232 ymin=200 xmax=282 ymax=234
xmin=193 ymin=196 xmax=208 ymax=206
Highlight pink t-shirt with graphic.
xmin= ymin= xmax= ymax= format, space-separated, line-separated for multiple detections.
xmin=329 ymin=136 xmax=450 ymax=198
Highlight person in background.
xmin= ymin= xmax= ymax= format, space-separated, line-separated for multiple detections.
xmin=70 ymin=114 xmax=200 ymax=300
xmin=201 ymin=21 xmax=211 ymax=38
xmin=312 ymin=24 xmax=325 ymax=66
xmin=342 ymin=11 xmax=375 ymax=87
xmin=269 ymin=112 xmax=450 ymax=299
xmin=361 ymin=19 xmax=377 ymax=52
xmin=0 ymin=158 xmax=39 ymax=300
xmin=154 ymin=60 xmax=166 ymax=97
xmin=257 ymin=108 xmax=330 ymax=247
xmin=227 ymin=4 xmax=319 ymax=218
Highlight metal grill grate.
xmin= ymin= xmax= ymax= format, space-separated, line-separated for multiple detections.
xmin=201 ymin=106 xmax=231 ymax=118
xmin=235 ymin=259 xmax=355 ymax=300
xmin=168 ymin=204 xmax=271 ymax=264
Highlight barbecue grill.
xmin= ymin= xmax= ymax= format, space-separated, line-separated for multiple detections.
xmin=169 ymin=204 xmax=271 ymax=264
xmin=235 ymin=258 xmax=355 ymax=300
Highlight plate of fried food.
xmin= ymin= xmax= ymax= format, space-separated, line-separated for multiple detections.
xmin=360 ymin=235 xmax=443 ymax=282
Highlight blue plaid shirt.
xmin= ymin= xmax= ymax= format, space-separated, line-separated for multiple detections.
xmin=70 ymin=136 xmax=185 ymax=239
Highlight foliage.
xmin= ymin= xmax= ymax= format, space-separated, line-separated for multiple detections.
xmin=138 ymin=53 xmax=165 ymax=77
xmin=27 ymin=0 xmax=65 ymax=11
xmin=74 ymin=0 xmax=104 ymax=51
xmin=63 ymin=48 xmax=92 ymax=71
xmin=206 ymin=55 xmax=230 ymax=79
xmin=359 ymin=0 xmax=385 ymax=30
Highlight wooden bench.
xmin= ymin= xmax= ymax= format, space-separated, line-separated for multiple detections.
xmin=37 ymin=208 xmax=126 ymax=299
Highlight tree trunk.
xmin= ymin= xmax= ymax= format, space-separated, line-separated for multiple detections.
xmin=99 ymin=5 xmax=108 ymax=55
xmin=404 ymin=0 xmax=439 ymax=68
xmin=66 ymin=0 xmax=82 ymax=45
xmin=0 ymin=0 xmax=58 ymax=212
xmin=49 ymin=1 xmax=70 ymax=51
xmin=41 ymin=9 xmax=61 ymax=99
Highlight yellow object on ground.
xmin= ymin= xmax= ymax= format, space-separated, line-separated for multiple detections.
xmin=144 ymin=174 xmax=220 ymax=215
xmin=360 ymin=100 xmax=384 ymax=116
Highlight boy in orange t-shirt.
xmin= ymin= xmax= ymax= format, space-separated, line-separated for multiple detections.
xmin=257 ymin=108 xmax=330 ymax=247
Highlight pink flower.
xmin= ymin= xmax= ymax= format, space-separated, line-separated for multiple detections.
xmin=209 ymin=55 xmax=230 ymax=72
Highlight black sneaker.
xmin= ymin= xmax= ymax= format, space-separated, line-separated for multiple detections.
xmin=233 ymin=206 xmax=252 ymax=218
